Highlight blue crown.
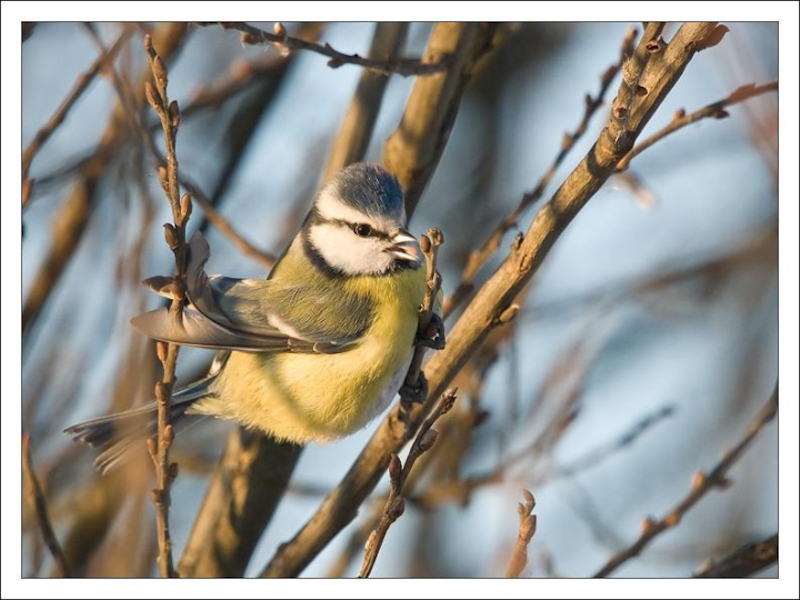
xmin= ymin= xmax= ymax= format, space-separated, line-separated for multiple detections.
xmin=332 ymin=163 xmax=405 ymax=220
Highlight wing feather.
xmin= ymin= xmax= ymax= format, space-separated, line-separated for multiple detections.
xmin=131 ymin=232 xmax=360 ymax=354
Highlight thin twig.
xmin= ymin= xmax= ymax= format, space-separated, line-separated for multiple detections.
xmin=22 ymin=25 xmax=134 ymax=207
xmin=505 ymin=490 xmax=537 ymax=577
xmin=443 ymin=26 xmax=638 ymax=318
xmin=92 ymin=39 xmax=277 ymax=271
xmin=143 ymin=34 xmax=189 ymax=579
xmin=694 ymin=533 xmax=778 ymax=578
xmin=553 ymin=404 xmax=676 ymax=480
xmin=22 ymin=435 xmax=71 ymax=577
xmin=359 ymin=389 xmax=459 ymax=578
xmin=184 ymin=182 xmax=276 ymax=269
xmin=594 ymin=383 xmax=778 ymax=577
xmin=617 ymin=80 xmax=779 ymax=170
xmin=202 ymin=21 xmax=453 ymax=77
xmin=411 ymin=401 xmax=674 ymax=511
xmin=401 ymin=228 xmax=445 ymax=404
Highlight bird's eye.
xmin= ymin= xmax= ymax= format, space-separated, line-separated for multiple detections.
xmin=354 ymin=223 xmax=372 ymax=237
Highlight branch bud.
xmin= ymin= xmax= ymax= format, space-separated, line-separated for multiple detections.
xmin=153 ymin=55 xmax=168 ymax=86
xmin=144 ymin=81 xmax=161 ymax=111
xmin=417 ymin=428 xmax=439 ymax=453
xmin=388 ymin=454 xmax=403 ymax=489
xmin=388 ymin=497 xmax=406 ymax=521
xmin=163 ymin=223 xmax=179 ymax=250
xmin=180 ymin=193 xmax=192 ymax=222
xmin=169 ymin=100 xmax=181 ymax=129
xmin=163 ymin=424 xmax=175 ymax=446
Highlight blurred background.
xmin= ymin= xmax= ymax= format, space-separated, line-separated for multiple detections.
xmin=20 ymin=22 xmax=778 ymax=578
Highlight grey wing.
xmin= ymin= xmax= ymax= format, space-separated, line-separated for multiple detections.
xmin=130 ymin=232 xmax=357 ymax=354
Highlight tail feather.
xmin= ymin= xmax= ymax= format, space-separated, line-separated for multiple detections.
xmin=64 ymin=372 xmax=218 ymax=474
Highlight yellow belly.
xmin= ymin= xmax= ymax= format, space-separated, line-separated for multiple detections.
xmin=197 ymin=268 xmax=426 ymax=442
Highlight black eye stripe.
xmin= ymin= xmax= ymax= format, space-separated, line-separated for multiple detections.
xmin=314 ymin=215 xmax=391 ymax=240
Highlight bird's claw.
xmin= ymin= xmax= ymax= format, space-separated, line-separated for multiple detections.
xmin=416 ymin=313 xmax=445 ymax=350
xmin=400 ymin=372 xmax=429 ymax=405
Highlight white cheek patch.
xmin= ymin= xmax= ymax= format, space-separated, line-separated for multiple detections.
xmin=316 ymin=189 xmax=403 ymax=232
xmin=309 ymin=223 xmax=394 ymax=276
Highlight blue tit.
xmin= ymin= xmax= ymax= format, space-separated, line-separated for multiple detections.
xmin=65 ymin=162 xmax=431 ymax=473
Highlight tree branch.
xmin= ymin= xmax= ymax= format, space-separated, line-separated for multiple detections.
xmin=594 ymin=383 xmax=778 ymax=577
xmin=359 ymin=389 xmax=458 ymax=577
xmin=617 ymin=80 xmax=778 ymax=171
xmin=694 ymin=533 xmax=778 ymax=578
xmin=384 ymin=22 xmax=497 ymax=216
xmin=203 ymin=21 xmax=454 ymax=77
xmin=443 ymin=26 xmax=638 ymax=317
xmin=142 ymin=33 xmax=190 ymax=579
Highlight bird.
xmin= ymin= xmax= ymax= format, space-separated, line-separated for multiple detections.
xmin=65 ymin=162 xmax=443 ymax=474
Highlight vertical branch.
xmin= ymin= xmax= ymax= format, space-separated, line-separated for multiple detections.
xmin=323 ymin=22 xmax=408 ymax=180
xmin=177 ymin=433 xmax=302 ymax=577
xmin=142 ymin=34 xmax=191 ymax=579
xmin=384 ymin=22 xmax=496 ymax=216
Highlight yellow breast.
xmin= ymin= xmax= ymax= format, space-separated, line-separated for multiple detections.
xmin=202 ymin=266 xmax=427 ymax=443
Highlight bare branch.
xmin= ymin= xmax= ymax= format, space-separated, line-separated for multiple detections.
xmin=203 ymin=21 xmax=453 ymax=77
xmin=400 ymin=228 xmax=445 ymax=404
xmin=443 ymin=26 xmax=638 ymax=317
xmin=359 ymin=389 xmax=459 ymax=577
xmin=610 ymin=23 xmax=665 ymax=130
xmin=617 ymin=80 xmax=779 ymax=171
xmin=22 ymin=25 xmax=134 ymax=207
xmin=178 ymin=433 xmax=302 ymax=577
xmin=23 ymin=435 xmax=71 ymax=577
xmin=143 ymin=33 xmax=189 ymax=578
xmin=554 ymin=404 xmax=675 ymax=480
xmin=505 ymin=490 xmax=537 ymax=577
xmin=594 ymin=383 xmax=778 ymax=577
xmin=384 ymin=23 xmax=497 ymax=216
xmin=694 ymin=534 xmax=778 ymax=578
